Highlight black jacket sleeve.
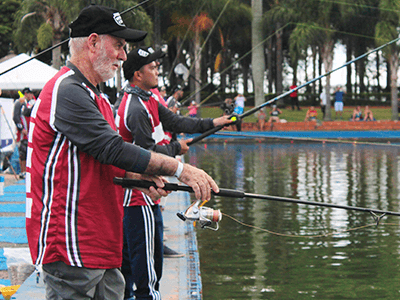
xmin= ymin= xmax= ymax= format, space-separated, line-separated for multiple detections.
xmin=13 ymin=101 xmax=24 ymax=131
xmin=54 ymin=81 xmax=150 ymax=173
xmin=125 ymin=96 xmax=182 ymax=157
xmin=158 ymin=104 xmax=214 ymax=134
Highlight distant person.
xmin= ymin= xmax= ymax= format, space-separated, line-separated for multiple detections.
xmin=351 ymin=106 xmax=363 ymax=121
xmin=334 ymin=86 xmax=345 ymax=119
xmin=234 ymin=93 xmax=246 ymax=115
xmin=221 ymin=98 xmax=240 ymax=131
xmin=13 ymin=87 xmax=35 ymax=179
xmin=256 ymin=108 xmax=267 ymax=130
xmin=188 ymin=100 xmax=199 ymax=117
xmin=159 ymin=86 xmax=167 ymax=101
xmin=220 ymin=98 xmax=234 ymax=116
xmin=289 ymin=80 xmax=300 ymax=111
xmin=268 ymin=105 xmax=282 ymax=123
xmin=305 ymin=106 xmax=318 ymax=122
xmin=166 ymin=85 xmax=183 ymax=109
xmin=364 ymin=105 xmax=375 ymax=121
xmin=320 ymin=89 xmax=327 ymax=119
xmin=168 ymin=97 xmax=181 ymax=115
xmin=150 ymin=87 xmax=168 ymax=107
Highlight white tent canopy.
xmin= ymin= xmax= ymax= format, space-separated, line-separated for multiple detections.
xmin=0 ymin=53 xmax=58 ymax=90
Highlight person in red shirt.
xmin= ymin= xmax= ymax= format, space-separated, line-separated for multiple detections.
xmin=26 ymin=6 xmax=220 ymax=300
xmin=289 ymin=80 xmax=301 ymax=111
xmin=117 ymin=46 xmax=232 ymax=299
xmin=305 ymin=106 xmax=318 ymax=121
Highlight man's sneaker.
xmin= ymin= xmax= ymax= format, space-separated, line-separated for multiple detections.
xmin=163 ymin=245 xmax=184 ymax=258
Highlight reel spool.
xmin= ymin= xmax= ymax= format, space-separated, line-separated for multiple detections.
xmin=177 ymin=200 xmax=222 ymax=231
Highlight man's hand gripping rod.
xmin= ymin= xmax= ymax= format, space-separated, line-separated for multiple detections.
xmin=113 ymin=178 xmax=225 ymax=230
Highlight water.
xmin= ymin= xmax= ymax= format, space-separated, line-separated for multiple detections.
xmin=185 ymin=142 xmax=400 ymax=299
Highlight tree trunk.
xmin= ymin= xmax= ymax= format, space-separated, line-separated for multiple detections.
xmin=194 ymin=29 xmax=201 ymax=104
xmin=242 ymin=63 xmax=249 ymax=94
xmin=312 ymin=46 xmax=317 ymax=101
xmin=322 ymin=39 xmax=334 ymax=121
xmin=276 ymin=23 xmax=283 ymax=95
xmin=251 ymin=0 xmax=265 ymax=107
xmin=385 ymin=59 xmax=391 ymax=92
xmin=52 ymin=35 xmax=62 ymax=70
xmin=346 ymin=38 xmax=352 ymax=94
xmin=267 ymin=38 xmax=273 ymax=93
xmin=154 ymin=1 xmax=161 ymax=49
xmin=51 ymin=11 xmax=63 ymax=70
xmin=358 ymin=58 xmax=366 ymax=94
xmin=389 ymin=51 xmax=399 ymax=120
xmin=376 ymin=52 xmax=381 ymax=93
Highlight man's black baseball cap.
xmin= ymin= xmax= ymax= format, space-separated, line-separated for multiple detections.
xmin=69 ymin=5 xmax=147 ymax=43
xmin=123 ymin=46 xmax=166 ymax=80
xmin=22 ymin=87 xmax=33 ymax=94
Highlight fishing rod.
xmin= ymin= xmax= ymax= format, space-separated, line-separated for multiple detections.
xmin=187 ymin=35 xmax=400 ymax=146
xmin=0 ymin=0 xmax=151 ymax=78
xmin=113 ymin=178 xmax=400 ymax=227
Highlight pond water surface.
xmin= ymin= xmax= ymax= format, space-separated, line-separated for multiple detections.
xmin=184 ymin=141 xmax=400 ymax=299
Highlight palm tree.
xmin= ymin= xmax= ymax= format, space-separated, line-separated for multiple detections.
xmin=375 ymin=0 xmax=400 ymax=120
xmin=252 ymin=0 xmax=265 ymax=107
xmin=13 ymin=0 xmax=81 ymax=69
xmin=192 ymin=12 xmax=214 ymax=104
xmin=0 ymin=0 xmax=20 ymax=58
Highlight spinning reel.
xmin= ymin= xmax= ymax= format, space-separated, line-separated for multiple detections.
xmin=177 ymin=200 xmax=222 ymax=231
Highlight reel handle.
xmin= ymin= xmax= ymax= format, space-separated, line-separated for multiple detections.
xmin=113 ymin=178 xmax=245 ymax=198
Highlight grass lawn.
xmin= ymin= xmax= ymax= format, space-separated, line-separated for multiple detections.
xmin=181 ymin=106 xmax=396 ymax=123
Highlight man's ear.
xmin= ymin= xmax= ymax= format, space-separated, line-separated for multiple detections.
xmin=87 ymin=33 xmax=100 ymax=52
xmin=133 ymin=70 xmax=142 ymax=81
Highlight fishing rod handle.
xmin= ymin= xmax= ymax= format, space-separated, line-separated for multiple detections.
xmin=113 ymin=178 xmax=246 ymax=198
xmin=187 ymin=114 xmax=239 ymax=146
xmin=113 ymin=178 xmax=192 ymax=192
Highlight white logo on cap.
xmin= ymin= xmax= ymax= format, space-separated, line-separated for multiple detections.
xmin=138 ymin=49 xmax=149 ymax=57
xmin=148 ymin=47 xmax=155 ymax=54
xmin=113 ymin=13 xmax=125 ymax=27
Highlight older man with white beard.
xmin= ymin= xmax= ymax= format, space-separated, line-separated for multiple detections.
xmin=25 ymin=5 xmax=220 ymax=300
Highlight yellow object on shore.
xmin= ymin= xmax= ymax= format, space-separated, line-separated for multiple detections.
xmin=0 ymin=285 xmax=21 ymax=300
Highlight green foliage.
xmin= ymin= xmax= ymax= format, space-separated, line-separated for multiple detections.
xmin=0 ymin=0 xmax=21 ymax=57
xmin=37 ymin=23 xmax=53 ymax=49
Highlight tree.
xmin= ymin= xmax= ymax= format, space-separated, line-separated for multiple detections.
xmin=13 ymin=0 xmax=81 ymax=69
xmin=375 ymin=0 xmax=400 ymax=120
xmin=0 ymin=0 xmax=21 ymax=59
xmin=252 ymin=0 xmax=265 ymax=107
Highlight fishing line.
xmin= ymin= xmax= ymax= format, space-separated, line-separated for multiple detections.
xmin=222 ymin=213 xmax=400 ymax=238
